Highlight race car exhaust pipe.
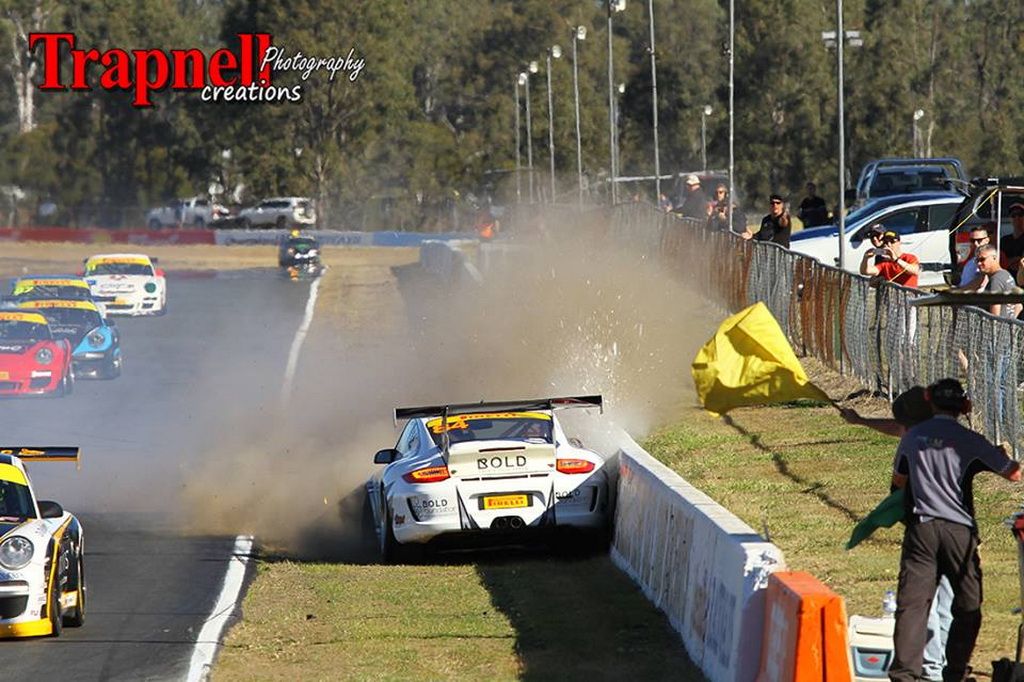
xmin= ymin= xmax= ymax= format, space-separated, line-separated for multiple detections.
xmin=508 ymin=517 xmax=525 ymax=529
xmin=491 ymin=517 xmax=511 ymax=530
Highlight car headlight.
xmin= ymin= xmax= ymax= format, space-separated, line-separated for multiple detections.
xmin=88 ymin=330 xmax=105 ymax=347
xmin=0 ymin=536 xmax=34 ymax=570
xmin=287 ymin=247 xmax=296 ymax=255
xmin=309 ymin=249 xmax=318 ymax=256
xmin=144 ymin=282 xmax=157 ymax=293
xmin=35 ymin=347 xmax=53 ymax=365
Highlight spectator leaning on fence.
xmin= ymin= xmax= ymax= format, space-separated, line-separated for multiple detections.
xmin=1001 ymin=202 xmax=1024 ymax=279
xmin=888 ymin=379 xmax=1021 ymax=682
xmin=975 ymin=243 xmax=1022 ymax=318
xmin=674 ymin=174 xmax=709 ymax=220
xmin=954 ymin=225 xmax=1007 ymax=292
xmin=741 ymin=193 xmax=792 ymax=247
xmin=859 ymin=230 xmax=920 ymax=288
xmin=706 ymin=183 xmax=735 ymax=232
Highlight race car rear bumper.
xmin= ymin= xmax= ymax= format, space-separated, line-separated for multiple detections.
xmin=391 ymin=476 xmax=610 ymax=546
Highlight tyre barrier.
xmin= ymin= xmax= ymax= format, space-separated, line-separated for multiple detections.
xmin=611 ymin=433 xmax=787 ymax=681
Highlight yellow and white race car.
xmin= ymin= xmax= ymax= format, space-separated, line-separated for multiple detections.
xmin=0 ymin=447 xmax=85 ymax=637
xmin=367 ymin=396 xmax=610 ymax=562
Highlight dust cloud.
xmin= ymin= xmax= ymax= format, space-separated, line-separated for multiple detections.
xmin=178 ymin=213 xmax=722 ymax=560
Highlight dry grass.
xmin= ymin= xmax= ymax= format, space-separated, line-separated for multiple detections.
xmin=643 ymin=395 xmax=1023 ymax=672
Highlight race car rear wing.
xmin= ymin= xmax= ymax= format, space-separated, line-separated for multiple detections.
xmin=0 ymin=447 xmax=81 ymax=469
xmin=394 ymin=396 xmax=602 ymax=461
xmin=394 ymin=395 xmax=603 ymax=424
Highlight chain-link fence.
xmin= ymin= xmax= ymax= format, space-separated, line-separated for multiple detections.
xmin=609 ymin=202 xmax=1024 ymax=456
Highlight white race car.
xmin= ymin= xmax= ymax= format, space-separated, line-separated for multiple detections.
xmin=367 ymin=396 xmax=611 ymax=562
xmin=0 ymin=447 xmax=85 ymax=638
xmin=83 ymin=253 xmax=166 ymax=316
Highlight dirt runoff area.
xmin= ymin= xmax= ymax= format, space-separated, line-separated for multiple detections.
xmin=0 ymin=241 xmax=418 ymax=278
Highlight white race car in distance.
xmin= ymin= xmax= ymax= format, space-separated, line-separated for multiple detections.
xmin=83 ymin=254 xmax=166 ymax=316
xmin=367 ymin=396 xmax=611 ymax=562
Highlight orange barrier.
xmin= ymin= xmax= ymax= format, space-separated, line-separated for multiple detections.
xmin=758 ymin=571 xmax=852 ymax=682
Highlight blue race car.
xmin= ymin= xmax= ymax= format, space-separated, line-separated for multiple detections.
xmin=16 ymin=299 xmax=122 ymax=379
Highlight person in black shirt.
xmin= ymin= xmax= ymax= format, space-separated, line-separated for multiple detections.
xmin=742 ymin=193 xmax=791 ymax=247
xmin=673 ymin=174 xmax=709 ymax=220
xmin=1002 ymin=202 xmax=1024 ymax=279
xmin=798 ymin=182 xmax=829 ymax=227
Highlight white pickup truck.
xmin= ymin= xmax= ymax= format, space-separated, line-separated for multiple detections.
xmin=146 ymin=197 xmax=222 ymax=228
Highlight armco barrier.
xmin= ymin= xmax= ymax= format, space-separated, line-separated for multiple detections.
xmin=0 ymin=226 xmax=215 ymax=245
xmin=612 ymin=434 xmax=786 ymax=682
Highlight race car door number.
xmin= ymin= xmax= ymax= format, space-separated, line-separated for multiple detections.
xmin=481 ymin=494 xmax=530 ymax=510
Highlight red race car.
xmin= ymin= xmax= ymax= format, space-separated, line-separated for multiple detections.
xmin=0 ymin=311 xmax=74 ymax=397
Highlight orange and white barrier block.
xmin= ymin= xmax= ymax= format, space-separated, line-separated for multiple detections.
xmin=758 ymin=571 xmax=853 ymax=682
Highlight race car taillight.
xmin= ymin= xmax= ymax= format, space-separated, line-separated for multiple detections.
xmin=403 ymin=466 xmax=450 ymax=483
xmin=556 ymin=458 xmax=595 ymax=474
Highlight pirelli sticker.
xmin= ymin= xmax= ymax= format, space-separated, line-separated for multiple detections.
xmin=18 ymin=300 xmax=99 ymax=311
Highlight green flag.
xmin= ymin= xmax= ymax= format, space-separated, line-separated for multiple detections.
xmin=847 ymin=489 xmax=906 ymax=550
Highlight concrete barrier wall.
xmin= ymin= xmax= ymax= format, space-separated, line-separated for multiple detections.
xmin=611 ymin=434 xmax=786 ymax=682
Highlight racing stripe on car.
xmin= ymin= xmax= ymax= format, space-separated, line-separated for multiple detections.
xmin=43 ymin=517 xmax=74 ymax=621
xmin=0 ymin=520 xmax=31 ymax=541
xmin=455 ymin=489 xmax=478 ymax=530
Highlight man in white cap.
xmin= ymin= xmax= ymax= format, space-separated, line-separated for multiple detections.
xmin=674 ymin=173 xmax=709 ymax=220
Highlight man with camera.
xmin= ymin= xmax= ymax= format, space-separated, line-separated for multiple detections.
xmin=859 ymin=229 xmax=921 ymax=288
xmin=888 ymin=379 xmax=1021 ymax=682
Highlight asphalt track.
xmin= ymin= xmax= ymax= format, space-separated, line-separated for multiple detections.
xmin=1 ymin=269 xmax=311 ymax=680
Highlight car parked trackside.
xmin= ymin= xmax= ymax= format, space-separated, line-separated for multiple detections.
xmin=789 ymin=192 xmax=965 ymax=286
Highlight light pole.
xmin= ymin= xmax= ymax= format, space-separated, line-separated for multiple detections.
xmin=822 ymin=17 xmax=862 ymax=274
xmin=545 ymin=45 xmax=562 ymax=203
xmin=728 ymin=0 xmax=735 ymax=232
xmin=701 ymin=104 xmax=712 ymax=172
xmin=607 ymin=0 xmax=626 ymax=204
xmin=525 ymin=61 xmax=538 ymax=203
xmin=572 ymin=25 xmax=586 ymax=207
xmin=614 ymin=82 xmax=625 ymax=196
xmin=912 ymin=108 xmax=924 ymax=157
xmin=647 ymin=0 xmax=661 ymax=202
xmin=515 ymin=75 xmax=524 ymax=202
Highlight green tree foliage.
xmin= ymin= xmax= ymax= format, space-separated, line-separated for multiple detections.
xmin=1 ymin=0 xmax=1023 ymax=227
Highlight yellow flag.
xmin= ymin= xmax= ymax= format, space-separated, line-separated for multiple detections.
xmin=692 ymin=302 xmax=829 ymax=415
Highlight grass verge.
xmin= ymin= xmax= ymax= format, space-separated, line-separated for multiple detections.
xmin=643 ymin=400 xmax=1023 ymax=669
xmin=212 ymin=556 xmax=705 ymax=682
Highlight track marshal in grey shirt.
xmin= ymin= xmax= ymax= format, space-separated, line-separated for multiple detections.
xmin=887 ymin=379 xmax=1021 ymax=682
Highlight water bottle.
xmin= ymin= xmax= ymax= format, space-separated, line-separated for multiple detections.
xmin=883 ymin=589 xmax=897 ymax=618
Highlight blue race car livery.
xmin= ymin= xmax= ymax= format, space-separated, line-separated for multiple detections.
xmin=16 ymin=300 xmax=122 ymax=379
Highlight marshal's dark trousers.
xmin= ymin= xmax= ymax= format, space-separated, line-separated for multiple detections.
xmin=889 ymin=518 xmax=982 ymax=682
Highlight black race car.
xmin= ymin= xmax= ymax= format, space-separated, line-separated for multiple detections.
xmin=278 ymin=232 xmax=323 ymax=277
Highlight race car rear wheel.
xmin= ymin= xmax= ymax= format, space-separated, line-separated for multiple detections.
xmin=381 ymin=504 xmax=422 ymax=565
xmin=48 ymin=580 xmax=63 ymax=637
xmin=63 ymin=552 xmax=86 ymax=628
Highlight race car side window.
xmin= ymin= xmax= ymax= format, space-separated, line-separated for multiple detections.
xmin=395 ymin=422 xmax=418 ymax=457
